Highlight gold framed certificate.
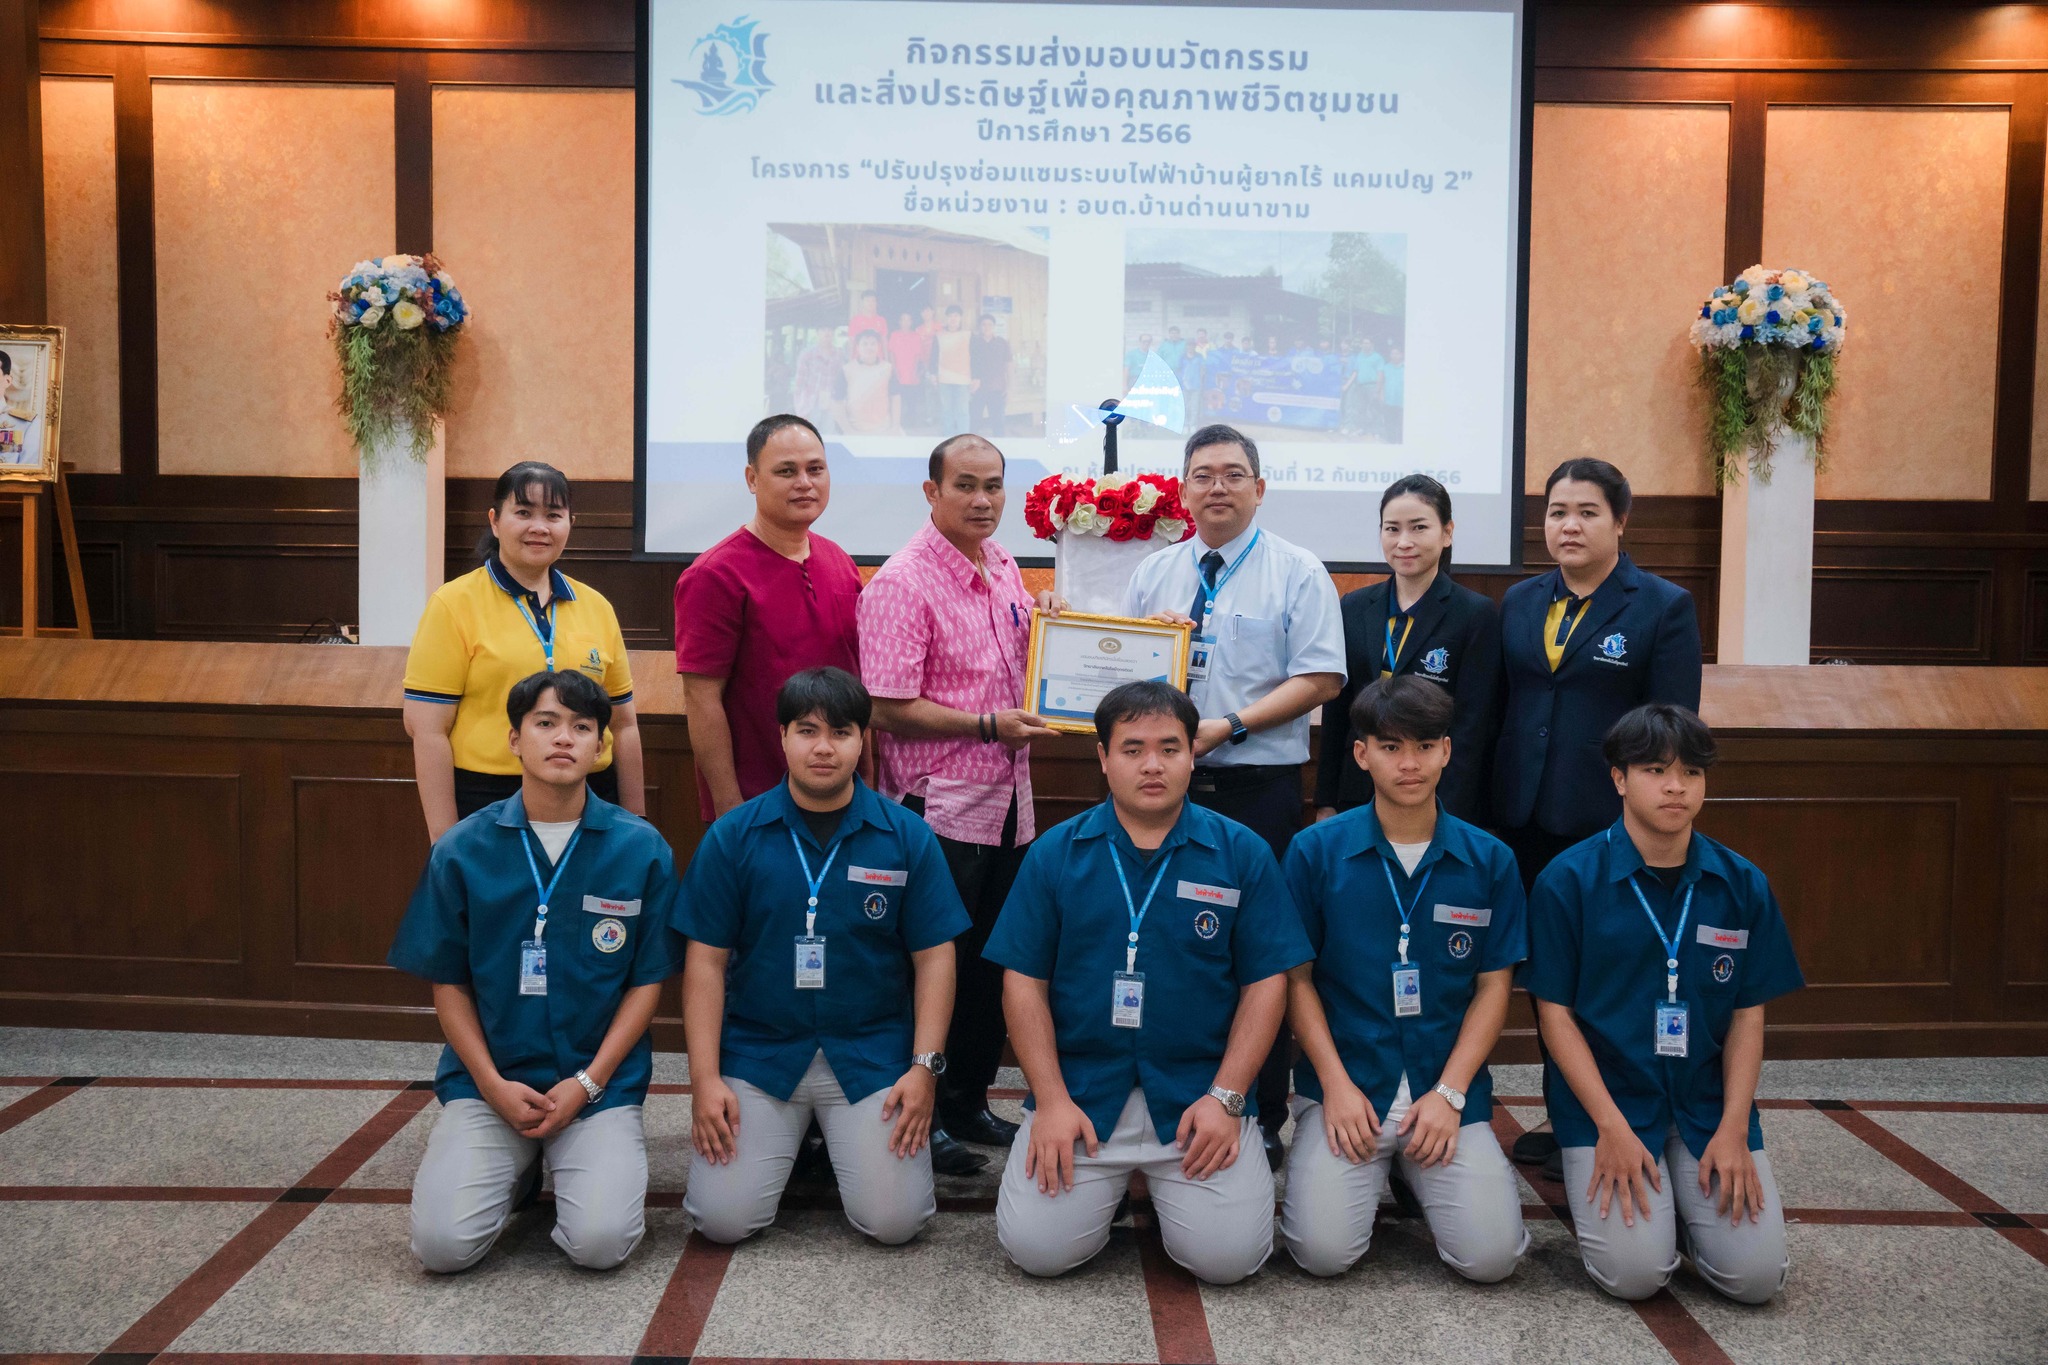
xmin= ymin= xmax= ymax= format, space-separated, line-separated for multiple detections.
xmin=1023 ymin=611 xmax=1192 ymax=735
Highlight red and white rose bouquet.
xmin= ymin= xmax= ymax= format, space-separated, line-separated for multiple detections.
xmin=1022 ymin=471 xmax=1194 ymax=545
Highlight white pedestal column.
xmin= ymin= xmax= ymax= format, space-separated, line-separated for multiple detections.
xmin=1716 ymin=429 xmax=1814 ymax=665
xmin=356 ymin=420 xmax=446 ymax=646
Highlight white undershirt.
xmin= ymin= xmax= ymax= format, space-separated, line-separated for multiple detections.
xmin=530 ymin=819 xmax=578 ymax=864
xmin=1386 ymin=840 xmax=1430 ymax=1124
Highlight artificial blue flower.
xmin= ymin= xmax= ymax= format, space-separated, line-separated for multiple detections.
xmin=1807 ymin=315 xmax=1823 ymax=332
xmin=1701 ymin=304 xmax=1711 ymax=319
xmin=1766 ymin=284 xmax=1784 ymax=301
xmin=1732 ymin=279 xmax=1750 ymax=294
xmin=1765 ymin=310 xmax=1781 ymax=325
xmin=1739 ymin=324 xmax=1755 ymax=341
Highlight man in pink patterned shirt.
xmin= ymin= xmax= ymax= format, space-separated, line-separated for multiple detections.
xmin=860 ymin=434 xmax=1055 ymax=1169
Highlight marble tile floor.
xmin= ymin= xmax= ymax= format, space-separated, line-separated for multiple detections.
xmin=1 ymin=1028 xmax=2043 ymax=1365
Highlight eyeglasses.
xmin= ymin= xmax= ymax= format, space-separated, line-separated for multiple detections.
xmin=1186 ymin=470 xmax=1255 ymax=490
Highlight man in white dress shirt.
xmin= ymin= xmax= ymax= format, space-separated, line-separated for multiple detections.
xmin=1125 ymin=422 xmax=1345 ymax=1166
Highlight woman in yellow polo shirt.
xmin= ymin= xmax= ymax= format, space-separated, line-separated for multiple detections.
xmin=402 ymin=461 xmax=644 ymax=839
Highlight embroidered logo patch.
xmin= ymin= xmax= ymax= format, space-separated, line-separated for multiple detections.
xmin=1447 ymin=930 xmax=1474 ymax=960
xmin=1600 ymin=632 xmax=1628 ymax=661
xmin=1192 ymin=909 xmax=1221 ymax=940
xmin=1713 ymin=953 xmax=1735 ymax=983
xmin=592 ymin=918 xmax=627 ymax=953
xmin=1422 ymin=646 xmax=1449 ymax=675
xmin=863 ymin=891 xmax=888 ymax=921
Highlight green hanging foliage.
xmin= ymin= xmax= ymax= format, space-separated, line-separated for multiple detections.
xmin=328 ymin=253 xmax=470 ymax=468
xmin=1690 ymin=267 xmax=1845 ymax=488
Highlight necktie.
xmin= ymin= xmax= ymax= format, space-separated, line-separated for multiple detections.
xmin=1188 ymin=550 xmax=1225 ymax=631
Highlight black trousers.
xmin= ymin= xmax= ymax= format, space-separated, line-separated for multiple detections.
xmin=904 ymin=793 xmax=1025 ymax=1115
xmin=1188 ymin=764 xmax=1303 ymax=1136
xmin=454 ymin=765 xmax=620 ymax=820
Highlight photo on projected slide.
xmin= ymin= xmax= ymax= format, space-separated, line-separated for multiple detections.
xmin=1123 ymin=230 xmax=1407 ymax=446
xmin=765 ymin=223 xmax=1049 ymax=440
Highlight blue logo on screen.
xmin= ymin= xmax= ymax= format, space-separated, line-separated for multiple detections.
xmin=677 ymin=16 xmax=774 ymax=116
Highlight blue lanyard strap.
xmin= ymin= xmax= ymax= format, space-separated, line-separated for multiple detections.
xmin=1627 ymin=874 xmax=1694 ymax=1004
xmin=1194 ymin=529 xmax=1261 ymax=622
xmin=789 ymin=827 xmax=847 ymax=936
xmin=515 ymin=593 xmax=557 ymax=672
xmin=1110 ymin=844 xmax=1175 ymax=974
xmin=520 ymin=823 xmax=584 ymax=940
xmin=1379 ymin=853 xmax=1434 ymax=963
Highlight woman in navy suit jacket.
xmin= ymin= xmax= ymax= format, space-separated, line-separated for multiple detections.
xmin=1316 ymin=475 xmax=1501 ymax=822
xmin=1493 ymin=458 xmax=1703 ymax=889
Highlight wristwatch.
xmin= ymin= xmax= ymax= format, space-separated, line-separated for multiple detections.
xmin=574 ymin=1068 xmax=605 ymax=1104
xmin=912 ymin=1051 xmax=948 ymax=1076
xmin=1206 ymin=1084 xmax=1247 ymax=1117
xmin=1224 ymin=711 xmax=1250 ymax=745
xmin=1431 ymin=1081 xmax=1466 ymax=1113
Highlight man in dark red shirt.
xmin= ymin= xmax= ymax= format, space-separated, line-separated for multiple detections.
xmin=674 ymin=415 xmax=863 ymax=823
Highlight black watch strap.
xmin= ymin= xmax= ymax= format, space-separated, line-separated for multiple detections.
xmin=1225 ymin=711 xmax=1250 ymax=744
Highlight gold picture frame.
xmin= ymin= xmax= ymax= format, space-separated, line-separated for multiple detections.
xmin=0 ymin=325 xmax=64 ymax=484
xmin=1023 ymin=610 xmax=1192 ymax=736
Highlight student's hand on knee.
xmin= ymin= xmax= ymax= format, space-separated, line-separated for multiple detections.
xmin=692 ymin=1077 xmax=742 ymax=1164
xmin=1176 ymin=1094 xmax=1240 ymax=1181
xmin=1322 ymin=1081 xmax=1380 ymax=1164
xmin=1397 ymin=1091 xmax=1459 ymax=1168
xmin=1698 ymin=1125 xmax=1764 ymax=1225
xmin=520 ymin=1078 xmax=590 ymax=1141
xmin=483 ymin=1075 xmax=555 ymax=1133
xmin=1024 ymin=1100 xmax=1097 ymax=1195
xmin=882 ymin=1064 xmax=935 ymax=1158
xmin=1590 ymin=1119 xmax=1661 ymax=1227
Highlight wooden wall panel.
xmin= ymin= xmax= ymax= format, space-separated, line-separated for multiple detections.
xmin=2006 ymin=797 xmax=2048 ymax=985
xmin=1811 ymin=565 xmax=1994 ymax=662
xmin=0 ymin=768 xmax=241 ymax=962
xmin=154 ymin=542 xmax=356 ymax=639
xmin=39 ymin=74 xmax=121 ymax=473
xmin=293 ymin=776 xmax=430 ymax=968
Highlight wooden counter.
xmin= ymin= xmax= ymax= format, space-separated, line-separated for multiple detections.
xmin=3 ymin=639 xmax=2044 ymax=1058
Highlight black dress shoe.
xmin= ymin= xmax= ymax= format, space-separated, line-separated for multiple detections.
xmin=790 ymin=1125 xmax=837 ymax=1188
xmin=1512 ymin=1129 xmax=1560 ymax=1166
xmin=1541 ymin=1147 xmax=1564 ymax=1185
xmin=941 ymin=1106 xmax=1021 ymax=1147
xmin=1388 ymin=1172 xmax=1423 ymax=1219
xmin=513 ymin=1156 xmax=545 ymax=1210
xmin=929 ymin=1127 xmax=990 ymax=1176
xmin=1262 ymin=1128 xmax=1285 ymax=1171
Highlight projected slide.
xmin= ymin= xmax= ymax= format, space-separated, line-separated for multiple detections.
xmin=641 ymin=0 xmax=1526 ymax=568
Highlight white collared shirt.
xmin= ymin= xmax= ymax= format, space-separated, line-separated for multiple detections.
xmin=1125 ymin=521 xmax=1345 ymax=766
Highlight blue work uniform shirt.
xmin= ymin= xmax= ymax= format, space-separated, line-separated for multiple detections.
xmin=1521 ymin=821 xmax=1805 ymax=1159
xmin=387 ymin=791 xmax=683 ymax=1115
xmin=671 ymin=779 xmax=969 ymax=1105
xmin=1283 ymin=803 xmax=1527 ymax=1123
xmin=983 ymin=798 xmax=1312 ymax=1144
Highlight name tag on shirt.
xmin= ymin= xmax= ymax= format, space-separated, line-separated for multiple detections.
xmin=1655 ymin=1002 xmax=1690 ymax=1057
xmin=795 ymin=935 xmax=826 ymax=989
xmin=848 ymin=866 xmax=907 ymax=886
xmin=1177 ymin=881 xmax=1241 ymax=907
xmin=1112 ymin=971 xmax=1145 ymax=1028
xmin=583 ymin=895 xmax=641 ymax=917
xmin=1433 ymin=904 xmax=1492 ymax=927
xmin=520 ymin=941 xmax=547 ymax=996
xmin=1185 ymin=639 xmax=1212 ymax=685
xmin=1392 ymin=964 xmax=1421 ymax=1017
xmin=1696 ymin=925 xmax=1749 ymax=949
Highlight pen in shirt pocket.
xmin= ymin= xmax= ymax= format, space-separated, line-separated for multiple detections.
xmin=1011 ymin=602 xmax=1020 ymax=627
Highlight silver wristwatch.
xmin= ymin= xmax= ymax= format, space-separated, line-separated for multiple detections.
xmin=1431 ymin=1081 xmax=1466 ymax=1113
xmin=912 ymin=1051 xmax=948 ymax=1076
xmin=573 ymin=1068 xmax=604 ymax=1104
xmin=1206 ymin=1084 xmax=1247 ymax=1117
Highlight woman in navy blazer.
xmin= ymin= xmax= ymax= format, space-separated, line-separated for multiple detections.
xmin=1493 ymin=459 xmax=1702 ymax=889
xmin=1317 ymin=475 xmax=1501 ymax=822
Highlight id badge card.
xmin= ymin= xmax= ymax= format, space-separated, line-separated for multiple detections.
xmin=1185 ymin=636 xmax=1212 ymax=685
xmin=795 ymin=935 xmax=827 ymax=990
xmin=1112 ymin=971 xmax=1146 ymax=1028
xmin=519 ymin=940 xmax=547 ymax=996
xmin=1655 ymin=1002 xmax=1690 ymax=1057
xmin=1392 ymin=964 xmax=1421 ymax=1017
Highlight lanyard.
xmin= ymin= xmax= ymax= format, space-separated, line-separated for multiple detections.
xmin=519 ymin=823 xmax=584 ymax=941
xmin=1194 ymin=529 xmax=1261 ymax=624
xmin=1379 ymin=853 xmax=1434 ymax=964
xmin=515 ymin=593 xmax=557 ymax=672
xmin=789 ymin=827 xmax=848 ymax=937
xmin=1627 ymin=873 xmax=1694 ymax=1004
xmin=1384 ymin=613 xmax=1414 ymax=674
xmin=1110 ymin=844 xmax=1174 ymax=974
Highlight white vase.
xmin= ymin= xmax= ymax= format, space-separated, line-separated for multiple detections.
xmin=1053 ymin=530 xmax=1178 ymax=616
xmin=1716 ymin=425 xmax=1814 ymax=665
xmin=356 ymin=420 xmax=446 ymax=646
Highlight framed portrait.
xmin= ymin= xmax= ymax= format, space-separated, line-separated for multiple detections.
xmin=1023 ymin=610 xmax=1192 ymax=736
xmin=0 ymin=325 xmax=65 ymax=484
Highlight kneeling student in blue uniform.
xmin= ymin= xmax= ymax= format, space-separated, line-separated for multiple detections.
xmin=1280 ymin=676 xmax=1529 ymax=1280
xmin=985 ymin=680 xmax=1311 ymax=1285
xmin=390 ymin=668 xmax=682 ymax=1273
xmin=675 ymin=667 xmax=969 ymax=1245
xmin=1523 ymin=704 xmax=1804 ymax=1303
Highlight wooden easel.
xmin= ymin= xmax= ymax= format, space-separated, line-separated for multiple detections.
xmin=2 ymin=461 xmax=91 ymax=639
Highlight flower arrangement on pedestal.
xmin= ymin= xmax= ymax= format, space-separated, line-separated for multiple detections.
xmin=1023 ymin=471 xmax=1193 ymax=544
xmin=1689 ymin=266 xmax=1847 ymax=486
xmin=329 ymin=254 xmax=470 ymax=465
